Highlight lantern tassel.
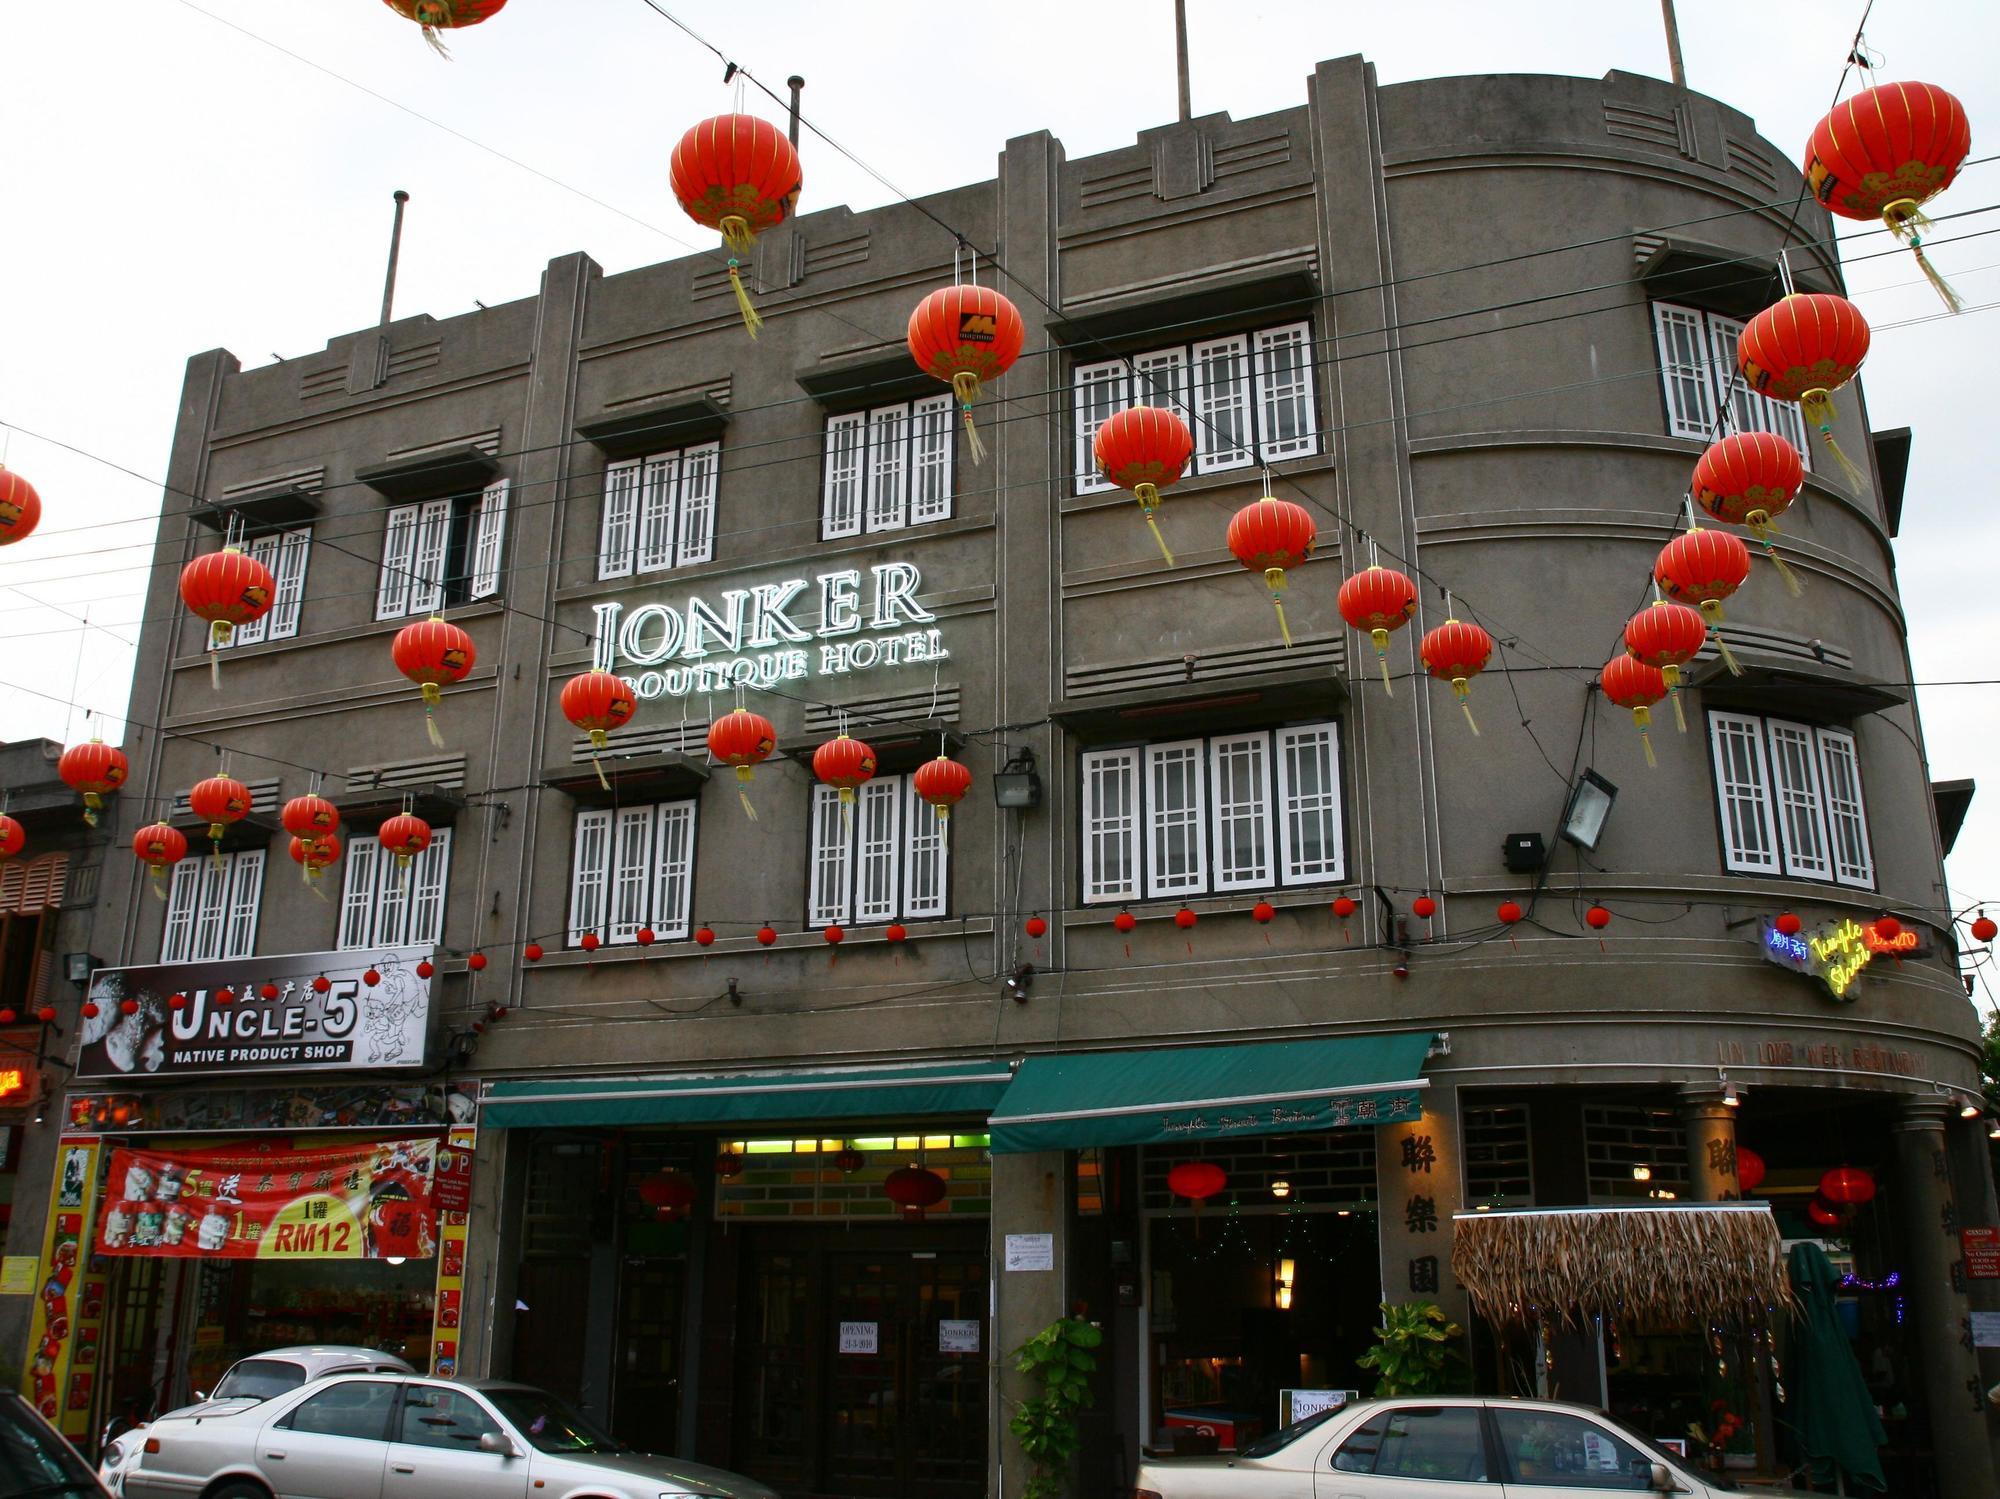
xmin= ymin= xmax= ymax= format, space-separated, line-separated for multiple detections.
xmin=1746 ymin=513 xmax=1803 ymax=596
xmin=1668 ymin=689 xmax=1687 ymax=733
xmin=420 ymin=682 xmax=446 ymax=749
xmin=718 ymin=214 xmax=755 ymax=256
xmin=1799 ymin=390 xmax=1866 ymax=491
xmin=1885 ymin=200 xmax=1966 ymax=314
xmin=592 ymin=751 xmax=610 ymax=792
xmin=1635 ymin=707 xmax=1657 ymax=769
xmin=1370 ymin=628 xmax=1394 ymax=695
xmin=209 ymin=620 xmax=231 ymax=689
xmin=1134 ymin=484 xmax=1175 ymax=566
xmin=1265 ymin=569 xmax=1293 ymax=648
xmin=952 ymin=372 xmax=986 ymax=465
xmin=735 ymin=765 xmax=758 ymax=822
xmin=420 ymin=24 xmax=451 ymax=58
xmin=587 ymin=727 xmax=611 ymax=790
xmin=1700 ymin=602 xmax=1743 ymax=676
xmin=725 ymin=261 xmax=764 ymax=339
xmin=1452 ymin=680 xmax=1480 ymax=737
xmin=209 ymin=829 xmax=225 ymax=872
xmin=149 ymin=867 xmax=168 ymax=901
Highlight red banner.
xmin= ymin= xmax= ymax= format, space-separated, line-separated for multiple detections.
xmin=95 ymin=1138 xmax=438 ymax=1261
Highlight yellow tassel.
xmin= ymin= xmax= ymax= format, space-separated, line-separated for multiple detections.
xmin=1134 ymin=484 xmax=1174 ymax=566
xmin=718 ymin=215 xmax=755 ymax=256
xmin=1700 ymin=601 xmax=1742 ymax=676
xmin=1636 ymin=707 xmax=1656 ymax=769
xmin=421 ymin=24 xmax=451 ymax=58
xmin=1907 ymin=241 xmax=1966 ymax=314
xmin=420 ymin=681 xmax=445 ymax=748
xmin=149 ymin=868 xmax=168 ymax=901
xmin=1886 ymin=199 xmax=1966 ymax=314
xmin=736 ymin=765 xmax=758 ymax=822
xmin=727 ymin=262 xmax=763 ymax=338
xmin=210 ymin=834 xmax=224 ymax=873
xmin=1800 ymin=390 xmax=1866 ymax=491
xmin=1669 ymin=689 xmax=1687 ymax=733
xmin=1715 ymin=630 xmax=1741 ymax=676
xmin=1454 ymin=681 xmax=1480 ymax=737
xmin=1371 ymin=628 xmax=1394 ymax=696
xmin=592 ymin=752 xmax=609 ymax=792
xmin=209 ymin=620 xmax=230 ymax=690
xmin=310 ymin=878 xmax=328 ymax=904
xmin=952 ymin=372 xmax=987 ymax=465
xmin=1265 ymin=570 xmax=1293 ymax=648
xmin=425 ymin=712 xmax=445 ymax=750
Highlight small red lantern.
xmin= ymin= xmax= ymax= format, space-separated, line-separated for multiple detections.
xmin=0 ymin=1009 xmax=15 ymax=1026
xmin=1332 ymin=896 xmax=1358 ymax=918
xmin=636 ymin=928 xmax=657 ymax=946
xmin=694 ymin=926 xmax=716 ymax=947
xmin=884 ymin=1165 xmax=948 ymax=1219
xmin=884 ymin=923 xmax=908 ymax=944
xmin=179 ymin=547 xmax=275 ymax=676
xmin=35 ymin=1006 xmax=55 ymax=1024
xmin=1738 ymin=294 xmax=1872 ymax=488
xmin=715 ymin=1150 xmax=746 ymax=1180
xmin=362 ymin=968 xmax=382 ymax=987
xmin=912 ymin=754 xmax=973 ymax=821
xmin=0 ymin=815 xmax=22 ymax=861
xmin=1252 ymin=901 xmax=1276 ymax=924
xmin=382 ymin=0 xmax=508 ymax=55
xmin=118 ymin=999 xmax=138 ymax=1017
xmin=289 ymin=833 xmax=341 ymax=887
xmin=1736 ymin=1147 xmax=1767 ymax=1194
xmin=392 ymin=616 xmax=475 ymax=748
xmin=834 ymin=1146 xmax=864 ymax=1174
xmin=756 ymin=926 xmax=778 ymax=947
xmin=468 ymin=952 xmax=488 ymax=972
xmin=1419 ymin=618 xmax=1495 ymax=735
xmin=1874 ymin=916 xmax=1902 ymax=942
xmin=639 ymin=1170 xmax=697 ymax=1220
xmin=669 ymin=113 xmax=803 ymax=336
xmin=378 ymin=813 xmax=433 ymax=870
xmin=1623 ymin=600 xmax=1707 ymax=732
xmin=132 ymin=822 xmax=189 ymax=899
xmin=561 ymin=670 xmax=639 ymax=790
xmin=281 ymin=794 xmax=341 ymax=838
xmin=1174 ymin=907 xmax=1197 ymax=930
xmin=1600 ymin=654 xmax=1669 ymax=768
xmin=1167 ymin=1161 xmax=1227 ymax=1207
xmin=812 ymin=734 xmax=877 ymax=807
xmin=580 ymin=933 xmax=601 ymax=953
xmin=824 ymin=925 xmax=845 ymax=946
xmin=312 ymin=975 xmax=331 ymax=995
xmin=57 ymin=740 xmax=128 ymax=827
xmin=1497 ymin=900 xmax=1523 ymax=925
xmin=1025 ymin=916 xmax=1048 ymax=940
xmin=1113 ymin=910 xmax=1138 ymax=934
xmin=0 ymin=468 xmax=43 ymax=546
xmin=707 ymin=708 xmax=777 ymax=819
xmin=522 ymin=944 xmax=542 ymax=963
xmin=1412 ymin=896 xmax=1437 ymax=920
xmin=1820 ymin=1166 xmax=1875 ymax=1206
xmin=1337 ymin=565 xmax=1419 ymax=695
xmin=81 ymin=1003 xmax=100 ymax=1020
xmin=1776 ymin=912 xmax=1803 ymax=937
xmin=1655 ymin=526 xmax=1751 ymax=675
xmin=213 ymin=989 xmax=235 ymax=1009
xmin=907 ymin=284 xmax=1025 ymax=463
xmin=1972 ymin=913 xmax=1998 ymax=944
xmin=1227 ymin=497 xmax=1317 ymax=647
xmin=1093 ymin=405 xmax=1194 ymax=565
xmin=188 ymin=775 xmax=251 ymax=864
xmin=1586 ymin=905 xmax=1612 ymax=930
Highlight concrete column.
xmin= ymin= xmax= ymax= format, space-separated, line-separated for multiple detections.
xmin=1376 ymin=1090 xmax=1468 ymax=1329
xmin=1893 ymin=1100 xmax=1999 ymax=1499
xmin=1945 ymin=1111 xmax=2000 ymax=1477
xmin=1680 ymin=1086 xmax=1741 ymax=1201
xmin=990 ymin=1150 xmax=1068 ymax=1499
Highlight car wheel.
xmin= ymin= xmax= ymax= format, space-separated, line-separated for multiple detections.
xmin=205 ymin=1482 xmax=272 ymax=1499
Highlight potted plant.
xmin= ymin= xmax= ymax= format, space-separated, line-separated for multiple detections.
xmin=1010 ymin=1315 xmax=1102 ymax=1499
xmin=1356 ymin=1300 xmax=1467 ymax=1396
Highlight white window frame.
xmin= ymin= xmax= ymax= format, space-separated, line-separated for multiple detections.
xmin=336 ymin=830 xmax=453 ymax=950
xmin=161 ymin=849 xmax=265 ymax=964
xmin=217 ymin=528 xmax=312 ymax=649
xmin=565 ymin=801 xmax=697 ymax=947
xmin=1652 ymin=301 xmax=1811 ymax=462
xmin=375 ymin=479 xmax=510 ymax=620
xmin=1207 ymin=732 xmax=1272 ymax=893
xmin=805 ymin=773 xmax=951 ymax=926
xmin=1273 ymin=722 xmax=1345 ymax=887
xmin=821 ymin=396 xmax=954 ymax=540
xmin=1706 ymin=711 xmax=1873 ymax=887
xmin=1080 ymin=747 xmax=1142 ymax=906
xmin=597 ymin=443 xmax=720 ymax=580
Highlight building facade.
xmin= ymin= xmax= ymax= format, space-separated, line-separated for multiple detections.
xmin=7 ymin=53 xmax=1998 ymax=1497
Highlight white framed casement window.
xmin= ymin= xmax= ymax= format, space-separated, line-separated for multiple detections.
xmin=161 ymin=849 xmax=265 ymax=964
xmin=1706 ymin=711 xmax=1873 ymax=887
xmin=1651 ymin=302 xmax=1811 ymax=461
xmin=1071 ymin=321 xmax=1320 ymax=493
xmin=806 ymin=775 xmax=949 ymax=926
xmin=336 ymin=829 xmax=453 ymax=950
xmin=566 ymin=802 xmax=696 ymax=947
xmin=597 ymin=442 xmax=720 ymax=580
xmin=375 ymin=479 xmax=510 ymax=619
xmin=821 ymin=394 xmax=955 ymax=540
xmin=1080 ymin=722 xmax=1346 ymax=905
xmin=214 ymin=528 xmax=311 ymax=649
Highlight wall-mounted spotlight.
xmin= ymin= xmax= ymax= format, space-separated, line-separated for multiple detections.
xmin=1560 ymin=769 xmax=1618 ymax=851
xmin=992 ymin=748 xmax=1041 ymax=810
xmin=1005 ymin=963 xmax=1035 ymax=1003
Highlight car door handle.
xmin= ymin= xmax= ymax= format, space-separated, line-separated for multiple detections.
xmin=392 ymin=1463 xmax=415 ymax=1473
xmin=264 ymin=1450 xmax=285 ymax=1460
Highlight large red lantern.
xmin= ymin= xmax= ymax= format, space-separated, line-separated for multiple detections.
xmin=378 ymin=813 xmax=433 ymax=870
xmin=179 ymin=547 xmax=275 ymax=685
xmin=884 ymin=1165 xmax=947 ymax=1220
xmin=561 ymin=670 xmax=639 ymax=790
xmin=1624 ymin=600 xmax=1706 ymax=733
xmin=289 ymin=833 xmax=341 ymax=888
xmin=188 ymin=775 xmax=251 ymax=865
xmin=0 ymin=468 xmax=41 ymax=547
xmin=1737 ymin=294 xmax=1871 ymax=489
xmin=132 ymin=822 xmax=188 ymax=899
xmin=392 ymin=616 xmax=475 ymax=749
xmin=912 ymin=754 xmax=973 ymax=821
xmin=1806 ymin=81 xmax=1972 ymax=310
xmin=707 ymin=708 xmax=777 ymax=819
xmin=811 ymin=734 xmax=877 ymax=807
xmin=639 ymin=1170 xmax=698 ymax=1221
xmin=1227 ymin=497 xmax=1317 ymax=647
xmin=1691 ymin=432 xmax=1805 ymax=595
xmin=907 ymin=284 xmax=1025 ymax=463
xmin=382 ymin=0 xmax=508 ymax=55
xmin=1166 ymin=1161 xmax=1227 ymax=1224
xmin=0 ymin=816 xmax=20 ymax=861
xmin=1819 ymin=1166 xmax=1875 ymax=1207
xmin=1094 ymin=405 xmax=1194 ymax=566
xmin=1338 ymin=565 xmax=1419 ymax=693
xmin=669 ymin=113 xmax=803 ymax=337
xmin=1419 ymin=618 xmax=1495 ymax=736
xmin=281 ymin=794 xmax=341 ymax=839
xmin=1655 ymin=526 xmax=1750 ymax=675
xmin=1600 ymin=655 xmax=1668 ymax=768
xmin=57 ymin=740 xmax=128 ymax=827
xmin=1735 ymin=1147 xmax=1767 ymax=1195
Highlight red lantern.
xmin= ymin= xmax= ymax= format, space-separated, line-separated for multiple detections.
xmin=694 ymin=926 xmax=716 ymax=947
xmin=81 ymin=1003 xmax=100 ymax=1020
xmin=1623 ymin=600 xmax=1707 ymax=732
xmin=35 ymin=1006 xmax=55 ymax=1024
xmin=179 ymin=547 xmax=275 ymax=673
xmin=636 ymin=927 xmax=656 ymax=947
xmin=1600 ymin=654 xmax=1669 ymax=768
xmin=1338 ymin=566 xmax=1420 ymax=694
xmin=1972 ymin=913 xmax=1998 ymax=944
xmin=561 ymin=670 xmax=639 ymax=790
xmin=392 ymin=616 xmax=475 ymax=749
xmin=1820 ymin=1166 xmax=1875 ymax=1206
xmin=1874 ymin=916 xmax=1902 ymax=942
xmin=1806 ymin=81 xmax=1972 ymax=310
xmin=1252 ymin=902 xmax=1276 ymax=924
xmin=884 ymin=1166 xmax=948 ymax=1219
xmin=0 ymin=468 xmax=42 ymax=546
xmin=1025 ymin=916 xmax=1048 ymax=939
xmin=1586 ymin=905 xmax=1612 ymax=930
xmin=580 ymin=933 xmax=601 ymax=953
xmin=1736 ymin=1146 xmax=1767 ymax=1194
xmin=1332 ymin=896 xmax=1358 ymax=918
xmin=188 ymin=775 xmax=251 ymax=864
xmin=811 ymin=734 xmax=877 ymax=806
xmin=1113 ymin=910 xmax=1138 ymax=934
xmin=132 ymin=822 xmax=188 ymax=899
xmin=714 ymin=1150 xmax=745 ymax=1180
xmin=362 ymin=968 xmax=382 ymax=988
xmin=669 ymin=113 xmax=803 ymax=336
xmin=378 ymin=813 xmax=433 ymax=870
xmin=522 ymin=944 xmax=543 ymax=963
xmin=281 ymin=794 xmax=341 ymax=838
xmin=912 ymin=755 xmax=973 ymax=821
xmin=312 ymin=975 xmax=331 ymax=995
xmin=260 ymin=983 xmax=280 ymax=1001
xmin=467 ymin=952 xmax=488 ymax=972
xmin=1227 ymin=497 xmax=1317 ymax=647
xmin=57 ymin=740 xmax=128 ymax=827
xmin=1174 ymin=907 xmax=1197 ymax=930
xmin=1093 ymin=405 xmax=1194 ymax=565
xmin=884 ymin=923 xmax=908 ymax=944
xmin=1776 ymin=912 xmax=1803 ymax=937
xmin=1411 ymin=896 xmax=1436 ymax=920
xmin=288 ymin=833 xmax=341 ymax=887
xmin=1655 ymin=526 xmax=1750 ymax=675
xmin=907 ymin=285 xmax=1025 ymax=463
xmin=707 ymin=708 xmax=776 ymax=819
xmin=382 ymin=0 xmax=508 ymax=55
xmin=756 ymin=926 xmax=778 ymax=947
xmin=1497 ymin=900 xmax=1522 ymax=925
xmin=1738 ymin=294 xmax=1872 ymax=487
xmin=639 ymin=1170 xmax=697 ymax=1219
xmin=1692 ymin=432 xmax=1806 ymax=594
xmin=834 ymin=1146 xmax=864 ymax=1174
xmin=1419 ymin=618 xmax=1494 ymax=735
xmin=0 ymin=815 xmax=22 ymax=861
xmin=824 ymin=925 xmax=845 ymax=946
xmin=1167 ymin=1161 xmax=1227 ymax=1205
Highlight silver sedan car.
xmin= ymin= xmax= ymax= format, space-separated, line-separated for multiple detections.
xmin=116 ymin=1373 xmax=775 ymax=1499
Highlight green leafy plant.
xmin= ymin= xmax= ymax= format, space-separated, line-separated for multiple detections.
xmin=1010 ymin=1315 xmax=1101 ymax=1499
xmin=1356 ymin=1300 xmax=1466 ymax=1396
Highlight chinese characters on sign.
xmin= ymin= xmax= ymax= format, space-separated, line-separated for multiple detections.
xmin=1758 ymin=918 xmax=1883 ymax=1002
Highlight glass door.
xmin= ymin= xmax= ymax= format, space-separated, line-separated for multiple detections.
xmin=824 ymin=1253 xmax=905 ymax=1497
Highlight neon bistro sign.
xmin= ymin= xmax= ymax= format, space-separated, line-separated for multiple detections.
xmin=1760 ymin=917 xmax=1875 ymax=1001
xmin=591 ymin=563 xmax=948 ymax=702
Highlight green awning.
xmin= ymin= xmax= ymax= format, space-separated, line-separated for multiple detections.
xmin=987 ymin=1032 xmax=1434 ymax=1153
xmin=481 ymin=1060 xmax=1015 ymax=1130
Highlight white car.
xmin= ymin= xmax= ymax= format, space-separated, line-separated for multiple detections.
xmin=115 ymin=1373 xmax=776 ymax=1499
xmin=1136 ymin=1396 xmax=1755 ymax=1497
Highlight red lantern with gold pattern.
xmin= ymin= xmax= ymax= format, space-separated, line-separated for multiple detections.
xmin=708 ymin=708 xmax=777 ymax=820
xmin=1623 ymin=600 xmax=1707 ymax=732
xmin=180 ymin=547 xmax=275 ymax=684
xmin=811 ymin=734 xmax=877 ymax=807
xmin=1692 ymin=432 xmax=1806 ymax=595
xmin=1738 ymin=295 xmax=1872 ymax=488
xmin=1094 ymin=405 xmax=1194 ymax=566
xmin=1736 ymin=1146 xmax=1767 ymax=1194
xmin=561 ymin=670 xmax=639 ymax=790
xmin=1806 ymin=81 xmax=1972 ymax=310
xmin=282 ymin=794 xmax=341 ymax=839
xmin=392 ymin=616 xmax=475 ymax=749
xmin=1655 ymin=526 xmax=1750 ymax=675
xmin=1419 ymin=618 xmax=1495 ymax=736
xmin=289 ymin=832 xmax=341 ymax=887
xmin=383 ymin=0 xmax=507 ymax=54
xmin=1338 ymin=565 xmax=1420 ymax=694
xmin=1227 ymin=496 xmax=1317 ymax=647
xmin=57 ymin=740 xmax=128 ymax=827
xmin=379 ymin=813 xmax=433 ymax=870
xmin=132 ymin=822 xmax=187 ymax=899
xmin=1819 ymin=1165 xmax=1875 ymax=1206
xmin=0 ymin=816 xmax=21 ymax=862
xmin=912 ymin=755 xmax=973 ymax=822
xmin=907 ymin=285 xmax=1025 ymax=463
xmin=669 ymin=113 xmax=803 ymax=337
xmin=0 ymin=468 xmax=41 ymax=547
xmin=1601 ymin=654 xmax=1669 ymax=769
xmin=188 ymin=775 xmax=251 ymax=864
xmin=884 ymin=1166 xmax=947 ymax=1220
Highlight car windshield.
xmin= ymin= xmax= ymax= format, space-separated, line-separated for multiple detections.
xmin=211 ymin=1359 xmax=308 ymax=1401
xmin=0 ymin=1392 xmax=103 ymax=1497
xmin=1235 ymin=1404 xmax=1347 ymax=1459
xmin=484 ymin=1389 xmax=627 ymax=1455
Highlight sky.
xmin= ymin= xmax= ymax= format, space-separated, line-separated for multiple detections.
xmin=1 ymin=0 xmax=1995 ymax=998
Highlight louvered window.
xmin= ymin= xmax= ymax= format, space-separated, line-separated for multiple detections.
xmin=1208 ymin=733 xmax=1272 ymax=892
xmin=597 ymin=442 xmax=720 ymax=579
xmin=566 ymin=802 xmax=696 ymax=947
xmin=1653 ymin=302 xmax=1811 ymax=463
xmin=336 ymin=830 xmax=452 ymax=950
xmin=375 ymin=479 xmax=510 ymax=619
xmin=162 ymin=850 xmax=265 ymax=964
xmin=1707 ymin=711 xmax=1873 ymax=887
xmin=821 ymin=395 xmax=954 ymax=539
xmin=217 ymin=528 xmax=312 ymax=649
xmin=805 ymin=774 xmax=951 ymax=926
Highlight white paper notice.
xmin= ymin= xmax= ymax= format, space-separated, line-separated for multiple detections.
xmin=1972 ymin=1311 xmax=2000 ymax=1348
xmin=838 ymin=1321 xmax=879 ymax=1355
xmin=1004 ymin=1232 xmax=1055 ymax=1272
xmin=939 ymin=1319 xmax=981 ymax=1353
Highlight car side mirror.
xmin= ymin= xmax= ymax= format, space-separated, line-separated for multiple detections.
xmin=478 ymin=1432 xmax=522 ymax=1458
xmin=193 ymin=1390 xmax=206 ymax=1401
xmin=1649 ymin=1461 xmax=1675 ymax=1493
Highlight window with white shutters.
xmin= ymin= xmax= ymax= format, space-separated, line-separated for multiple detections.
xmin=596 ymin=443 xmax=719 ymax=579
xmin=1073 ymin=360 xmax=1129 ymax=495
xmin=468 ymin=478 xmax=509 ymax=598
xmin=676 ymin=443 xmax=718 ymax=566
xmin=1707 ymin=712 xmax=1870 ymax=886
xmin=1653 ymin=302 xmax=1812 ymax=467
xmin=805 ymin=773 xmax=950 ymax=926
xmin=337 ymin=831 xmax=453 ymax=950
xmin=161 ymin=849 xmax=264 ymax=963
xmin=1208 ymin=733 xmax=1272 ymax=891
xmin=1765 ymin=718 xmax=1833 ymax=880
xmin=376 ymin=478 xmax=513 ymax=619
xmin=1191 ymin=335 xmax=1253 ymax=473
xmin=1254 ymin=322 xmax=1318 ymax=462
xmin=565 ymin=801 xmax=697 ymax=947
xmin=599 ymin=461 xmax=640 ymax=581
xmin=1146 ymin=740 xmax=1208 ymax=898
xmin=822 ymin=397 xmax=953 ymax=538
xmin=1815 ymin=728 xmax=1875 ymax=888
xmin=1708 ymin=712 xmax=1781 ymax=875
xmin=1080 ymin=748 xmax=1142 ymax=905
xmin=1274 ymin=723 xmax=1345 ymax=885
xmin=218 ymin=528 xmax=312 ymax=648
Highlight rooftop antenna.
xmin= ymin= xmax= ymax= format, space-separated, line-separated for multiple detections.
xmin=380 ymin=190 xmax=411 ymax=327
xmin=1173 ymin=0 xmax=1192 ymax=122
xmin=787 ymin=76 xmax=805 ymax=147
xmin=1659 ymin=0 xmax=1687 ymax=89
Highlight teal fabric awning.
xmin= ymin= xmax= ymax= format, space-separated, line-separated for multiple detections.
xmin=482 ymin=1060 xmax=1014 ymax=1130
xmin=987 ymin=1032 xmax=1434 ymax=1153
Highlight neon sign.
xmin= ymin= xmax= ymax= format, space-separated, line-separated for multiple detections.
xmin=0 ymin=1067 xmax=27 ymax=1102
xmin=1760 ymin=917 xmax=1874 ymax=1002
xmin=590 ymin=562 xmax=949 ymax=702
